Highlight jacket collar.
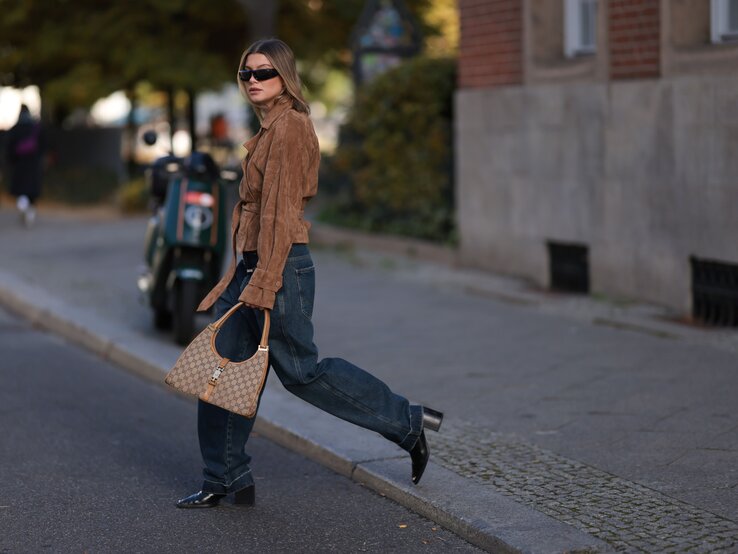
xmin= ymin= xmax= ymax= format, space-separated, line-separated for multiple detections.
xmin=260 ymin=99 xmax=292 ymax=130
xmin=242 ymin=100 xmax=292 ymax=149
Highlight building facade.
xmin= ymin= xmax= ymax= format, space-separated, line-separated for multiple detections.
xmin=456 ymin=0 xmax=738 ymax=317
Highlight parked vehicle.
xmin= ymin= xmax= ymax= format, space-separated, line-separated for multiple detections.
xmin=138 ymin=133 xmax=238 ymax=344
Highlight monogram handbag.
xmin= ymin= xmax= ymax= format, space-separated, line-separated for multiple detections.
xmin=165 ymin=302 xmax=270 ymax=418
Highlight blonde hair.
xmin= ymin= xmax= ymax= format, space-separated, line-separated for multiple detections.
xmin=237 ymin=39 xmax=310 ymax=122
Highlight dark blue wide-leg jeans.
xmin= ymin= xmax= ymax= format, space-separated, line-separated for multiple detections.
xmin=198 ymin=244 xmax=423 ymax=494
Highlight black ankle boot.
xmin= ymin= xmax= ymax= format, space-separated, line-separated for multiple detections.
xmin=422 ymin=407 xmax=444 ymax=432
xmin=233 ymin=485 xmax=255 ymax=507
xmin=410 ymin=407 xmax=444 ymax=485
xmin=176 ymin=491 xmax=224 ymax=509
xmin=176 ymin=485 xmax=255 ymax=509
xmin=410 ymin=431 xmax=429 ymax=485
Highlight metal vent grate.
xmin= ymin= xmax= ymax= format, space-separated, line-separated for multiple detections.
xmin=548 ymin=241 xmax=589 ymax=293
xmin=691 ymin=256 xmax=738 ymax=326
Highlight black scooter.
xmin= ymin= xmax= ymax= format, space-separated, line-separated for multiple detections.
xmin=138 ymin=131 xmax=238 ymax=344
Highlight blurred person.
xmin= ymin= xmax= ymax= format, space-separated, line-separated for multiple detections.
xmin=176 ymin=38 xmax=443 ymax=509
xmin=208 ymin=113 xmax=233 ymax=165
xmin=5 ymin=104 xmax=44 ymax=227
xmin=209 ymin=113 xmax=229 ymax=146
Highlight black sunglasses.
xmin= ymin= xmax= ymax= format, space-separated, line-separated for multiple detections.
xmin=238 ymin=68 xmax=280 ymax=82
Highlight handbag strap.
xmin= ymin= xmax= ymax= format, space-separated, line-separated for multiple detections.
xmin=212 ymin=302 xmax=270 ymax=348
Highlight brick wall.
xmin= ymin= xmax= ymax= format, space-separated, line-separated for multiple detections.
xmin=458 ymin=0 xmax=523 ymax=88
xmin=609 ymin=0 xmax=661 ymax=79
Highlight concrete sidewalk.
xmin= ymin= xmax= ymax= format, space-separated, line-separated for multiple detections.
xmin=1 ymin=208 xmax=737 ymax=553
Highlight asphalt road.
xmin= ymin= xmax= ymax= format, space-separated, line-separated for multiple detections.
xmin=0 ymin=307 xmax=477 ymax=553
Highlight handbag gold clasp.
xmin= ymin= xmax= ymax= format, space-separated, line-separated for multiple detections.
xmin=208 ymin=364 xmax=226 ymax=385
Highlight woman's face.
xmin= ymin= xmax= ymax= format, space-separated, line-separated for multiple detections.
xmin=243 ymin=53 xmax=284 ymax=109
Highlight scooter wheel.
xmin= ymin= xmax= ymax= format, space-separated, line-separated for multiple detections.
xmin=154 ymin=308 xmax=173 ymax=330
xmin=173 ymin=280 xmax=198 ymax=345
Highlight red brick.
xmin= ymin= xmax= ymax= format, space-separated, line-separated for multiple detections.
xmin=608 ymin=0 xmax=660 ymax=80
xmin=458 ymin=0 xmax=523 ymax=89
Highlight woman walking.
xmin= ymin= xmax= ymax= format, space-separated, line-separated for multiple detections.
xmin=5 ymin=104 xmax=44 ymax=227
xmin=176 ymin=39 xmax=443 ymax=509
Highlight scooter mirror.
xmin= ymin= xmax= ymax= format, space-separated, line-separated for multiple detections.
xmin=142 ymin=130 xmax=158 ymax=146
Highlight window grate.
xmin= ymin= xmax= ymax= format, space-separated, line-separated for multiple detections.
xmin=691 ymin=257 xmax=738 ymax=326
xmin=548 ymin=242 xmax=589 ymax=293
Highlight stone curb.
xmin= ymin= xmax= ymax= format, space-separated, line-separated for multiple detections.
xmin=0 ymin=276 xmax=609 ymax=554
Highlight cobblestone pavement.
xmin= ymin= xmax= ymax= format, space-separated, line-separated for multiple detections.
xmin=433 ymin=420 xmax=738 ymax=553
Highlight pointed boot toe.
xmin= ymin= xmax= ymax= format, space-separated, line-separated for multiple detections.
xmin=409 ymin=407 xmax=444 ymax=485
xmin=410 ymin=431 xmax=430 ymax=485
xmin=176 ymin=490 xmax=224 ymax=509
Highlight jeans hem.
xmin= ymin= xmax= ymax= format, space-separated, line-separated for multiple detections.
xmin=397 ymin=404 xmax=424 ymax=451
xmin=201 ymin=468 xmax=253 ymax=494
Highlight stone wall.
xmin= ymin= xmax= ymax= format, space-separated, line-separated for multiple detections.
xmin=455 ymin=75 xmax=738 ymax=312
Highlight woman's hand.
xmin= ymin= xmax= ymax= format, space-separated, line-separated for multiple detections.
xmin=239 ymin=283 xmax=269 ymax=311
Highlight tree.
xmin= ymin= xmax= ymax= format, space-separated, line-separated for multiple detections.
xmin=236 ymin=0 xmax=279 ymax=39
xmin=0 ymin=0 xmax=453 ymax=119
xmin=326 ymin=56 xmax=456 ymax=242
xmin=278 ymin=0 xmax=438 ymax=88
xmin=0 ymin=0 xmax=248 ymax=121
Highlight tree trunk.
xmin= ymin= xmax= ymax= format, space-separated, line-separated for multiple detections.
xmin=187 ymin=88 xmax=196 ymax=153
xmin=166 ymin=87 xmax=175 ymax=154
xmin=126 ymin=87 xmax=137 ymax=175
xmin=236 ymin=0 xmax=279 ymax=41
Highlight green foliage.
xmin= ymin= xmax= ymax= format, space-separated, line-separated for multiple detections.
xmin=322 ymin=56 xmax=456 ymax=242
xmin=278 ymin=0 xmax=436 ymax=80
xmin=0 ymin=0 xmax=449 ymax=117
xmin=0 ymin=0 xmax=248 ymax=111
xmin=43 ymin=167 xmax=121 ymax=205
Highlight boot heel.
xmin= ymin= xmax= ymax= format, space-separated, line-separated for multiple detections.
xmin=422 ymin=407 xmax=444 ymax=432
xmin=233 ymin=485 xmax=255 ymax=507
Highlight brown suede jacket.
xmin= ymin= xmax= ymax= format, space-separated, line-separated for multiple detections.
xmin=197 ymin=100 xmax=320 ymax=312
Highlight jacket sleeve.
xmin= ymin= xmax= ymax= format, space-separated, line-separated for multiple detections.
xmin=239 ymin=116 xmax=314 ymax=309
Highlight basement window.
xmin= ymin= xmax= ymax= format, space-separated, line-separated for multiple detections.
xmin=548 ymin=241 xmax=590 ymax=294
xmin=564 ymin=0 xmax=598 ymax=57
xmin=691 ymin=257 xmax=738 ymax=326
xmin=711 ymin=0 xmax=738 ymax=43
